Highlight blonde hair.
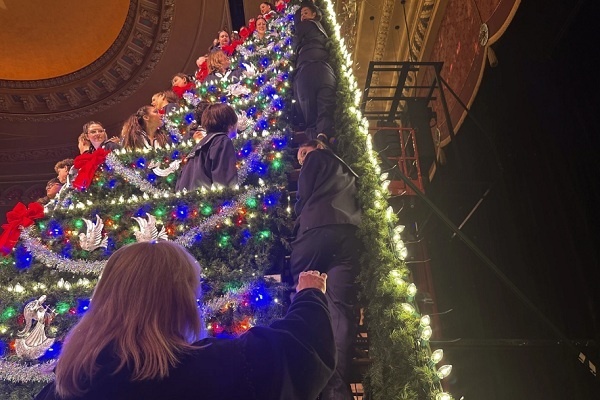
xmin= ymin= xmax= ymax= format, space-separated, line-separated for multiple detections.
xmin=207 ymin=50 xmax=230 ymax=74
xmin=55 ymin=241 xmax=203 ymax=398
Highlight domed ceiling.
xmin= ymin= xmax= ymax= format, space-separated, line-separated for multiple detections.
xmin=0 ymin=0 xmax=232 ymax=215
xmin=0 ymin=0 xmax=129 ymax=80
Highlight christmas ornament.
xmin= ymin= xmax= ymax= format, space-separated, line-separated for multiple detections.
xmin=132 ymin=213 xmax=168 ymax=242
xmin=15 ymin=296 xmax=55 ymax=360
xmin=78 ymin=215 xmax=109 ymax=251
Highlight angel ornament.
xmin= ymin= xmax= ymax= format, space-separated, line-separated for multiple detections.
xmin=15 ymin=295 xmax=56 ymax=359
xmin=79 ymin=215 xmax=109 ymax=251
xmin=132 ymin=213 xmax=168 ymax=242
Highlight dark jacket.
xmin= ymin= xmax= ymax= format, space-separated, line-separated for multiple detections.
xmin=293 ymin=8 xmax=329 ymax=66
xmin=175 ymin=132 xmax=237 ymax=191
xmin=295 ymin=149 xmax=361 ymax=233
xmin=34 ymin=289 xmax=335 ymax=400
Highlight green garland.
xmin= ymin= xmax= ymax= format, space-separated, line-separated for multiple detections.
xmin=309 ymin=0 xmax=449 ymax=398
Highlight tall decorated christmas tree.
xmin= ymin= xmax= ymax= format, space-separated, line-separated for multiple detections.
xmin=0 ymin=1 xmax=451 ymax=398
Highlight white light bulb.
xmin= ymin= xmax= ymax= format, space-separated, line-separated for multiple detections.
xmin=437 ymin=364 xmax=452 ymax=379
xmin=431 ymin=349 xmax=444 ymax=364
xmin=407 ymin=283 xmax=417 ymax=297
xmin=436 ymin=393 xmax=452 ymax=400
xmin=421 ymin=326 xmax=433 ymax=340
xmin=401 ymin=303 xmax=415 ymax=314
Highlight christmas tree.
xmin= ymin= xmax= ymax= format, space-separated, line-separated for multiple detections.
xmin=0 ymin=1 xmax=450 ymax=398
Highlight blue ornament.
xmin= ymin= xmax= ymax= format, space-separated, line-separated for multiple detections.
xmin=147 ymin=172 xmax=157 ymax=183
xmin=246 ymin=106 xmax=257 ymax=117
xmin=272 ymin=137 xmax=287 ymax=149
xmin=136 ymin=157 xmax=146 ymax=168
xmin=38 ymin=341 xmax=63 ymax=361
xmin=171 ymin=150 xmax=180 ymax=159
xmin=176 ymin=204 xmax=189 ymax=219
xmin=263 ymin=193 xmax=280 ymax=206
xmin=250 ymin=285 xmax=272 ymax=308
xmin=260 ymin=57 xmax=270 ymax=67
xmin=14 ymin=245 xmax=33 ymax=270
xmin=240 ymin=141 xmax=253 ymax=157
xmin=272 ymin=97 xmax=285 ymax=110
xmin=108 ymin=179 xmax=117 ymax=189
xmin=0 ymin=341 xmax=7 ymax=357
xmin=240 ymin=229 xmax=252 ymax=245
xmin=77 ymin=299 xmax=91 ymax=314
xmin=47 ymin=220 xmax=63 ymax=238
xmin=257 ymin=119 xmax=269 ymax=130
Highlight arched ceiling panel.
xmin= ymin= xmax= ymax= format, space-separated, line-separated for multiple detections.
xmin=0 ymin=0 xmax=129 ymax=80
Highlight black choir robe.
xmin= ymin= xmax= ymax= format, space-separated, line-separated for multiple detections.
xmin=175 ymin=132 xmax=237 ymax=191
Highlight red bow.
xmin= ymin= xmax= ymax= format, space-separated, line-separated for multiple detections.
xmin=72 ymin=148 xmax=109 ymax=190
xmin=172 ymin=82 xmax=196 ymax=98
xmin=0 ymin=202 xmax=44 ymax=255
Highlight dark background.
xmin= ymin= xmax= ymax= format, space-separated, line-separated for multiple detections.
xmin=421 ymin=0 xmax=600 ymax=398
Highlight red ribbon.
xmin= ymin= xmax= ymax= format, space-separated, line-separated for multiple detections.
xmin=0 ymin=202 xmax=44 ymax=255
xmin=72 ymin=148 xmax=109 ymax=191
xmin=172 ymin=82 xmax=196 ymax=98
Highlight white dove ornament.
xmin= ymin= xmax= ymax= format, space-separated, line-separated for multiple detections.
xmin=152 ymin=160 xmax=181 ymax=177
xmin=132 ymin=213 xmax=168 ymax=242
xmin=79 ymin=215 xmax=109 ymax=251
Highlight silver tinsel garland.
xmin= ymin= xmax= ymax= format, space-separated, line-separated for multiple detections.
xmin=174 ymin=188 xmax=263 ymax=247
xmin=21 ymin=227 xmax=107 ymax=275
xmin=105 ymin=153 xmax=170 ymax=198
xmin=0 ymin=360 xmax=55 ymax=383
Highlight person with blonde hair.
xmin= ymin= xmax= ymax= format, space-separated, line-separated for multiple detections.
xmin=204 ymin=50 xmax=243 ymax=84
xmin=35 ymin=241 xmax=334 ymax=400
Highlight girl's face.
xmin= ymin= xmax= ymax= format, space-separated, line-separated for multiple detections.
xmin=172 ymin=76 xmax=187 ymax=87
xmin=257 ymin=18 xmax=267 ymax=33
xmin=300 ymin=7 xmax=317 ymax=21
xmin=218 ymin=31 xmax=230 ymax=47
xmin=86 ymin=123 xmax=107 ymax=145
xmin=78 ymin=138 xmax=90 ymax=154
xmin=260 ymin=3 xmax=271 ymax=14
xmin=57 ymin=166 xmax=69 ymax=184
xmin=151 ymin=93 xmax=166 ymax=109
xmin=144 ymin=107 xmax=162 ymax=128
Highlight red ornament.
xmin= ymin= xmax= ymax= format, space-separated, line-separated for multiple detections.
xmin=0 ymin=202 xmax=44 ymax=255
xmin=72 ymin=148 xmax=109 ymax=191
xmin=239 ymin=26 xmax=251 ymax=39
xmin=17 ymin=314 xmax=25 ymax=325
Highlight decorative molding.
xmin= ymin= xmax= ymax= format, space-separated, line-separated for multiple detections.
xmin=0 ymin=0 xmax=176 ymax=122
xmin=0 ymin=145 xmax=75 ymax=164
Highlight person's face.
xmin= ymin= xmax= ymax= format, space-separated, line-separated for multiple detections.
xmin=172 ymin=76 xmax=187 ymax=88
xmin=57 ymin=166 xmax=69 ymax=184
xmin=257 ymin=19 xmax=267 ymax=33
xmin=218 ymin=31 xmax=230 ymax=47
xmin=151 ymin=94 xmax=166 ymax=109
xmin=297 ymin=145 xmax=317 ymax=166
xmin=143 ymin=107 xmax=163 ymax=129
xmin=300 ymin=7 xmax=317 ymax=21
xmin=78 ymin=138 xmax=90 ymax=154
xmin=46 ymin=183 xmax=61 ymax=199
xmin=86 ymin=123 xmax=107 ymax=145
xmin=260 ymin=3 xmax=271 ymax=14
